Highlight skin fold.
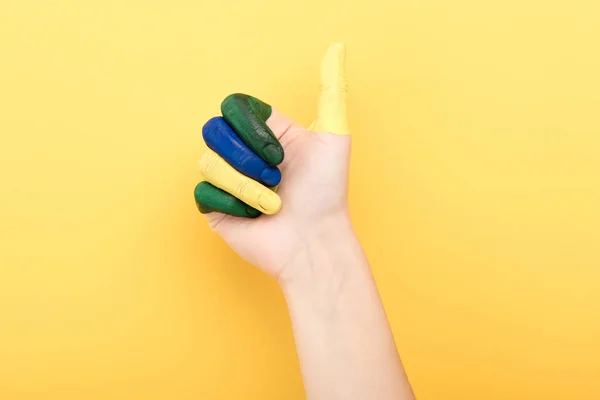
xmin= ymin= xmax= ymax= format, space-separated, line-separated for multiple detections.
xmin=194 ymin=42 xmax=349 ymax=217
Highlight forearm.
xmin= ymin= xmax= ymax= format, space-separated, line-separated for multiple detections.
xmin=280 ymin=216 xmax=415 ymax=400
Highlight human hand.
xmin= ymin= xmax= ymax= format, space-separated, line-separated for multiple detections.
xmin=194 ymin=44 xmax=415 ymax=399
xmin=194 ymin=43 xmax=351 ymax=282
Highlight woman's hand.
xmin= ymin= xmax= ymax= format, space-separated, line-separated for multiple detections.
xmin=194 ymin=43 xmax=351 ymax=282
xmin=194 ymin=43 xmax=415 ymax=400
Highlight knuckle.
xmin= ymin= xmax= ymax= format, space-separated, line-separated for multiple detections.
xmin=235 ymin=179 xmax=250 ymax=197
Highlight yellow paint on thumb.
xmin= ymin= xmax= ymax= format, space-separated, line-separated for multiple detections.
xmin=310 ymin=42 xmax=349 ymax=135
xmin=198 ymin=150 xmax=282 ymax=215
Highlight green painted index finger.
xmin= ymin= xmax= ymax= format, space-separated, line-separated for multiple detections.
xmin=221 ymin=94 xmax=284 ymax=165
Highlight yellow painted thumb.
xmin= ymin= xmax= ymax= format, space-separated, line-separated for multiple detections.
xmin=309 ymin=42 xmax=349 ymax=135
xmin=198 ymin=150 xmax=282 ymax=215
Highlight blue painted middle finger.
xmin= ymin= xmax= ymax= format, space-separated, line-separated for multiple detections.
xmin=202 ymin=117 xmax=281 ymax=187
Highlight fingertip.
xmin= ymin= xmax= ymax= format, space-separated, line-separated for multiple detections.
xmin=193 ymin=181 xmax=213 ymax=214
xmin=325 ymin=42 xmax=346 ymax=62
xmin=245 ymin=206 xmax=262 ymax=219
xmin=261 ymin=143 xmax=284 ymax=165
xmin=320 ymin=42 xmax=347 ymax=85
xmin=193 ymin=181 xmax=209 ymax=201
xmin=259 ymin=167 xmax=281 ymax=187
xmin=257 ymin=190 xmax=282 ymax=215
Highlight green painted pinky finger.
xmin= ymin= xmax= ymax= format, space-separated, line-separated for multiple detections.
xmin=194 ymin=181 xmax=261 ymax=218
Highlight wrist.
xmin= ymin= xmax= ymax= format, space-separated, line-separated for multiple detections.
xmin=277 ymin=212 xmax=371 ymax=302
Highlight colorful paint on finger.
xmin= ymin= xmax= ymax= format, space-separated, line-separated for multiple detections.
xmin=202 ymin=117 xmax=281 ymax=187
xmin=221 ymin=94 xmax=284 ymax=165
xmin=198 ymin=149 xmax=282 ymax=215
xmin=310 ymin=42 xmax=349 ymax=136
xmin=194 ymin=181 xmax=261 ymax=218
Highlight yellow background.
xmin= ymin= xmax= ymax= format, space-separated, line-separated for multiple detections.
xmin=1 ymin=0 xmax=599 ymax=398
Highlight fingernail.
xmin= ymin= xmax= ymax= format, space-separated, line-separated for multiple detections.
xmin=261 ymin=144 xmax=284 ymax=165
xmin=257 ymin=190 xmax=282 ymax=215
xmin=260 ymin=167 xmax=281 ymax=187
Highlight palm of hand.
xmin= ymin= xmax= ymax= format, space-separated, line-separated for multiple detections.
xmin=207 ymin=122 xmax=351 ymax=279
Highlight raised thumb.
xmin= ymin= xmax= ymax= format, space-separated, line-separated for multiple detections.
xmin=309 ymin=42 xmax=349 ymax=135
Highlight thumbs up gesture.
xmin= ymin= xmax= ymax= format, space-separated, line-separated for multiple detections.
xmin=194 ymin=43 xmax=352 ymax=280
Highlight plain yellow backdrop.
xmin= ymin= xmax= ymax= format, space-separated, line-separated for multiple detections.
xmin=1 ymin=0 xmax=599 ymax=398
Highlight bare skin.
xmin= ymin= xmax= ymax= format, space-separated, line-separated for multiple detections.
xmin=203 ymin=108 xmax=416 ymax=399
